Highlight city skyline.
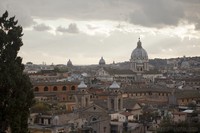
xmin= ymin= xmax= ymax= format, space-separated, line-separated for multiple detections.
xmin=1 ymin=0 xmax=200 ymax=65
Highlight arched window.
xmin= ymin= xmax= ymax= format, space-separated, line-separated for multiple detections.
xmin=69 ymin=96 xmax=72 ymax=100
xmin=118 ymin=99 xmax=121 ymax=110
xmin=62 ymin=86 xmax=67 ymax=91
xmin=111 ymin=99 xmax=114 ymax=110
xmin=34 ymin=87 xmax=39 ymax=92
xmin=86 ymin=98 xmax=89 ymax=107
xmin=44 ymin=86 xmax=48 ymax=91
xmin=71 ymin=86 xmax=75 ymax=90
xmin=53 ymin=86 xmax=57 ymax=91
xmin=92 ymin=117 xmax=97 ymax=121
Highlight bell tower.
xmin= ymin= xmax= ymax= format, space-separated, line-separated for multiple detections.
xmin=75 ymin=81 xmax=90 ymax=109
xmin=107 ymin=81 xmax=123 ymax=112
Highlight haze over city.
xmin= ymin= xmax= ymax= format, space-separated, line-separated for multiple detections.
xmin=0 ymin=0 xmax=200 ymax=65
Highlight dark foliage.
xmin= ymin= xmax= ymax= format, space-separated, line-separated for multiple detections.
xmin=157 ymin=118 xmax=200 ymax=133
xmin=0 ymin=11 xmax=34 ymax=133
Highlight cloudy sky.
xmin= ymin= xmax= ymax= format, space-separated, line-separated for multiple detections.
xmin=1 ymin=0 xmax=200 ymax=65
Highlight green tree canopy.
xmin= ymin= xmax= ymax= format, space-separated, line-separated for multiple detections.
xmin=0 ymin=11 xmax=34 ymax=133
xmin=31 ymin=102 xmax=51 ymax=113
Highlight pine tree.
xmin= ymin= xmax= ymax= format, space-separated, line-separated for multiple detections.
xmin=0 ymin=11 xmax=34 ymax=133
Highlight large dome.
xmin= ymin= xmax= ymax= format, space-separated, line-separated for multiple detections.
xmin=181 ymin=57 xmax=190 ymax=69
xmin=131 ymin=39 xmax=148 ymax=60
xmin=67 ymin=59 xmax=73 ymax=67
xmin=99 ymin=57 xmax=106 ymax=65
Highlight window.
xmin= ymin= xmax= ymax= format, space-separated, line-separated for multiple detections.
xmin=86 ymin=98 xmax=89 ymax=106
xmin=34 ymin=87 xmax=39 ymax=92
xmin=71 ymin=86 xmax=75 ymax=90
xmin=92 ymin=117 xmax=97 ymax=121
xmin=69 ymin=96 xmax=72 ymax=100
xmin=53 ymin=86 xmax=57 ymax=91
xmin=118 ymin=99 xmax=121 ymax=110
xmin=44 ymin=86 xmax=48 ymax=91
xmin=111 ymin=99 xmax=114 ymax=110
xmin=104 ymin=127 xmax=106 ymax=133
xmin=62 ymin=86 xmax=67 ymax=91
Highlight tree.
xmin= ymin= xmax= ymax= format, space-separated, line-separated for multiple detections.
xmin=157 ymin=119 xmax=200 ymax=133
xmin=31 ymin=102 xmax=50 ymax=113
xmin=0 ymin=11 xmax=34 ymax=133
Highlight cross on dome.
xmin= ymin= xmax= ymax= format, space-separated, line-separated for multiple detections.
xmin=137 ymin=37 xmax=142 ymax=48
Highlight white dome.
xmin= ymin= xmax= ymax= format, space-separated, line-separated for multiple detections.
xmin=109 ymin=81 xmax=120 ymax=89
xmin=131 ymin=39 xmax=148 ymax=60
xmin=181 ymin=61 xmax=190 ymax=68
xmin=78 ymin=81 xmax=87 ymax=88
xmin=99 ymin=57 xmax=106 ymax=65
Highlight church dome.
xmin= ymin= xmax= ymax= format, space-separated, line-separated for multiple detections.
xmin=181 ymin=57 xmax=190 ymax=69
xmin=109 ymin=81 xmax=120 ymax=89
xmin=78 ymin=81 xmax=87 ymax=89
xmin=131 ymin=38 xmax=148 ymax=60
xmin=67 ymin=59 xmax=73 ymax=67
xmin=181 ymin=61 xmax=190 ymax=68
xmin=99 ymin=57 xmax=106 ymax=65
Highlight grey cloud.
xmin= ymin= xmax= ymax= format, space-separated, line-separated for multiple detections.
xmin=1 ymin=0 xmax=200 ymax=30
xmin=67 ymin=23 xmax=79 ymax=33
xmin=128 ymin=0 xmax=184 ymax=28
xmin=57 ymin=23 xmax=79 ymax=34
xmin=195 ymin=23 xmax=200 ymax=31
xmin=86 ymin=24 xmax=99 ymax=30
xmin=33 ymin=23 xmax=51 ymax=31
xmin=57 ymin=26 xmax=68 ymax=33
xmin=0 ymin=0 xmax=35 ymax=27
